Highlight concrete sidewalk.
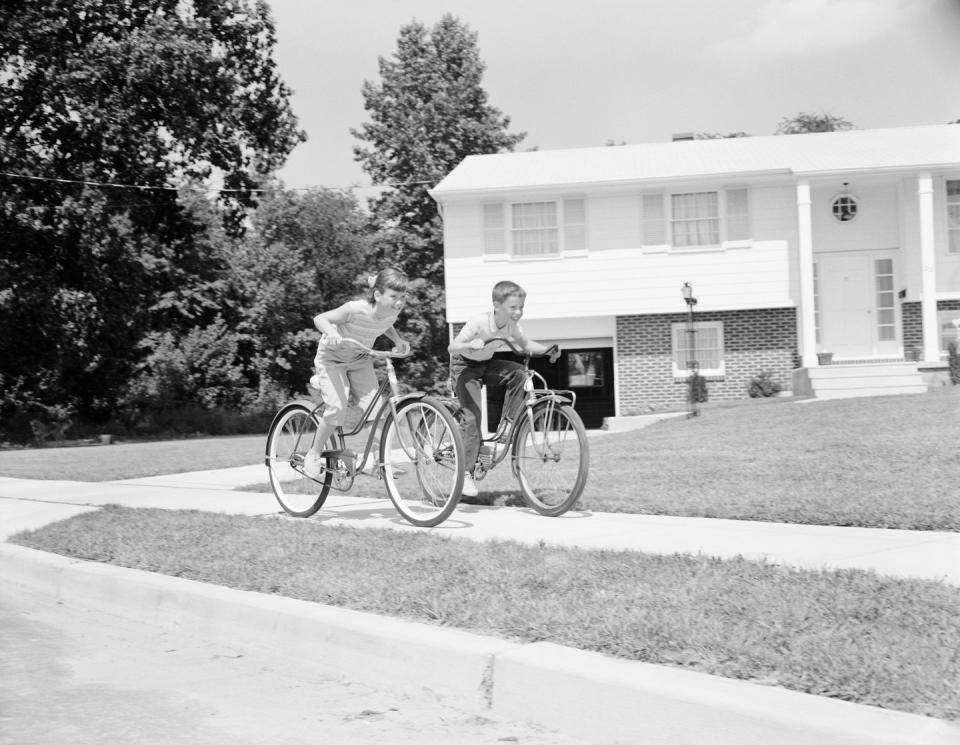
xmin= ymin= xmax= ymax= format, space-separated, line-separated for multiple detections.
xmin=2 ymin=468 xmax=958 ymax=585
xmin=2 ymin=467 xmax=959 ymax=745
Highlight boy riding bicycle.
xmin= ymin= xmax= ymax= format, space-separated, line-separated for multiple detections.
xmin=448 ymin=280 xmax=560 ymax=497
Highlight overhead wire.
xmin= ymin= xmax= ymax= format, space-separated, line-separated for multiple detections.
xmin=0 ymin=170 xmax=434 ymax=193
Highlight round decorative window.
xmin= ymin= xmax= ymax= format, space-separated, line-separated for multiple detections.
xmin=832 ymin=194 xmax=858 ymax=222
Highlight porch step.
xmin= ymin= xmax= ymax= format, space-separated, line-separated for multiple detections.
xmin=792 ymin=362 xmax=928 ymax=400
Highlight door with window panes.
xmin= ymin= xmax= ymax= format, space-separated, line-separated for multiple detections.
xmin=815 ymin=252 xmax=900 ymax=358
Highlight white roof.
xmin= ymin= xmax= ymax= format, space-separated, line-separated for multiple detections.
xmin=430 ymin=124 xmax=960 ymax=197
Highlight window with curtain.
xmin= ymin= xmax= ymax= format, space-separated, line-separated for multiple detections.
xmin=483 ymin=199 xmax=587 ymax=258
xmin=948 ymin=180 xmax=960 ymax=254
xmin=672 ymin=192 xmax=719 ymax=247
xmin=512 ymin=202 xmax=558 ymax=256
xmin=641 ymin=188 xmax=750 ymax=249
xmin=671 ymin=321 xmax=724 ymax=376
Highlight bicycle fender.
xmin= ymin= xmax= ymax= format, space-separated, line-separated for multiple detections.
xmin=267 ymin=399 xmax=324 ymax=431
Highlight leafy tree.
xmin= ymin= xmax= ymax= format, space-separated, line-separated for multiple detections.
xmin=0 ymin=0 xmax=303 ymax=438
xmin=352 ymin=14 xmax=525 ymax=390
xmin=775 ymin=112 xmax=856 ymax=135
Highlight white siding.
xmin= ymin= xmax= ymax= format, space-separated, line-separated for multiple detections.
xmin=444 ymin=242 xmax=792 ymax=322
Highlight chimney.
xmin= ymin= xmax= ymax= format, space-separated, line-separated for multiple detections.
xmin=672 ymin=132 xmax=695 ymax=142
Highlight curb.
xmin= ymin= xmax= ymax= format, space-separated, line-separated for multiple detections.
xmin=3 ymin=543 xmax=958 ymax=745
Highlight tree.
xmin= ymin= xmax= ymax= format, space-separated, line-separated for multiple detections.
xmin=775 ymin=112 xmax=856 ymax=135
xmin=352 ymin=15 xmax=525 ymax=390
xmin=0 ymin=0 xmax=303 ymax=438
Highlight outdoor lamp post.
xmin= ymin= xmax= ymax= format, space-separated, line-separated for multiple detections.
xmin=682 ymin=282 xmax=700 ymax=417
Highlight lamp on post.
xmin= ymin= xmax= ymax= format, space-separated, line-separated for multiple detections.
xmin=681 ymin=282 xmax=700 ymax=417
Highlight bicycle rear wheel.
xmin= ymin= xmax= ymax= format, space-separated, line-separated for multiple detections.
xmin=265 ymin=402 xmax=332 ymax=517
xmin=380 ymin=397 xmax=464 ymax=527
xmin=512 ymin=401 xmax=589 ymax=516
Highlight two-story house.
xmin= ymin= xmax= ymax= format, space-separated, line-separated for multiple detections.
xmin=429 ymin=124 xmax=960 ymax=427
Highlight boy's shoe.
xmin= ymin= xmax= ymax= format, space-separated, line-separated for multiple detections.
xmin=302 ymin=451 xmax=324 ymax=479
xmin=461 ymin=473 xmax=479 ymax=497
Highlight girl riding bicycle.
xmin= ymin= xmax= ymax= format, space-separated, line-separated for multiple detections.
xmin=305 ymin=268 xmax=411 ymax=478
xmin=448 ymin=280 xmax=559 ymax=497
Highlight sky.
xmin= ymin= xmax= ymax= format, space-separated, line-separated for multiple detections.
xmin=265 ymin=0 xmax=960 ymax=199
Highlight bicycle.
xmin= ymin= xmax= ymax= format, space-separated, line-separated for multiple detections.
xmin=264 ymin=338 xmax=465 ymax=527
xmin=464 ymin=337 xmax=589 ymax=516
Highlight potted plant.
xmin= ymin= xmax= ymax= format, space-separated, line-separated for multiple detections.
xmin=817 ymin=351 xmax=833 ymax=365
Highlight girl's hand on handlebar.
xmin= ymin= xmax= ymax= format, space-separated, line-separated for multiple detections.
xmin=321 ymin=331 xmax=343 ymax=347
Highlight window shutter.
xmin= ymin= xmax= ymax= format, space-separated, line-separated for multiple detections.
xmin=563 ymin=198 xmax=586 ymax=252
xmin=641 ymin=193 xmax=666 ymax=245
xmin=483 ymin=204 xmax=506 ymax=255
xmin=725 ymin=188 xmax=750 ymax=241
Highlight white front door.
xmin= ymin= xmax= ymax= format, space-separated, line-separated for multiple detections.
xmin=816 ymin=252 xmax=899 ymax=359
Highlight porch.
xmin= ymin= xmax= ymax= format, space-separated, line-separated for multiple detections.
xmin=791 ymin=361 xmax=928 ymax=400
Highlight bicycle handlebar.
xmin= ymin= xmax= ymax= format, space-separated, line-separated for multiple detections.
xmin=321 ymin=336 xmax=411 ymax=359
xmin=483 ymin=337 xmax=560 ymax=361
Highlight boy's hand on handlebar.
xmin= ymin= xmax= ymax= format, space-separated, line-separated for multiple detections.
xmin=547 ymin=344 xmax=561 ymax=364
xmin=393 ymin=339 xmax=411 ymax=356
xmin=468 ymin=338 xmax=485 ymax=351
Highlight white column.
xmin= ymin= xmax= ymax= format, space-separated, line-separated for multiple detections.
xmin=796 ymin=179 xmax=818 ymax=366
xmin=917 ymin=174 xmax=939 ymax=362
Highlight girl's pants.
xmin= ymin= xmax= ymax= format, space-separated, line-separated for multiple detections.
xmin=313 ymin=357 xmax=379 ymax=428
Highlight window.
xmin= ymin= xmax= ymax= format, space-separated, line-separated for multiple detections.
xmin=948 ymin=180 xmax=960 ymax=254
xmin=939 ymin=309 xmax=960 ymax=353
xmin=672 ymin=192 xmax=719 ymax=246
xmin=671 ymin=321 xmax=724 ymax=377
xmin=512 ymin=202 xmax=558 ymax=256
xmin=875 ymin=259 xmax=895 ymax=342
xmin=832 ymin=195 xmax=858 ymax=222
xmin=483 ymin=199 xmax=586 ymax=258
xmin=641 ymin=188 xmax=749 ymax=250
xmin=566 ymin=351 xmax=605 ymax=388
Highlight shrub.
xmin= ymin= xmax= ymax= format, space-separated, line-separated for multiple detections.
xmin=687 ymin=371 xmax=708 ymax=405
xmin=748 ymin=371 xmax=784 ymax=398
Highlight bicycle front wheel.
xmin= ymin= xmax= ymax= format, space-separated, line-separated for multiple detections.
xmin=513 ymin=401 xmax=589 ymax=516
xmin=380 ymin=397 xmax=464 ymax=527
xmin=265 ymin=402 xmax=332 ymax=517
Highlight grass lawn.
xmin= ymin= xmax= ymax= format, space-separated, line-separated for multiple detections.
xmin=7 ymin=388 xmax=957 ymax=530
xmin=12 ymin=506 xmax=960 ymax=721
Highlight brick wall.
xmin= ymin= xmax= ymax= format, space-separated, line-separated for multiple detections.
xmin=902 ymin=300 xmax=960 ymax=352
xmin=616 ymin=308 xmax=798 ymax=412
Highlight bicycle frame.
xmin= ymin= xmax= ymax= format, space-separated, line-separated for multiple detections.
xmin=472 ymin=339 xmax=577 ymax=478
xmin=304 ymin=342 xmax=428 ymax=484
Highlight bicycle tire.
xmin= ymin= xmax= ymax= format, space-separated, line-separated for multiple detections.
xmin=265 ymin=402 xmax=333 ymax=517
xmin=380 ymin=397 xmax=465 ymax=527
xmin=512 ymin=400 xmax=589 ymax=516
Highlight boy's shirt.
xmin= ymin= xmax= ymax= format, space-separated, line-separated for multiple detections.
xmin=454 ymin=310 xmax=530 ymax=362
